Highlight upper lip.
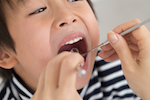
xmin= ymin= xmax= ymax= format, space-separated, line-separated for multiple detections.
xmin=57 ymin=32 xmax=87 ymax=53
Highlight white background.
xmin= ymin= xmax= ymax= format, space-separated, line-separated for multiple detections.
xmin=91 ymin=0 xmax=150 ymax=43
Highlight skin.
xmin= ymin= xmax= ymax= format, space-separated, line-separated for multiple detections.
xmin=1 ymin=0 xmax=99 ymax=99
xmin=99 ymin=19 xmax=150 ymax=100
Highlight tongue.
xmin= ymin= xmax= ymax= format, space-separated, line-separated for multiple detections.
xmin=58 ymin=43 xmax=80 ymax=54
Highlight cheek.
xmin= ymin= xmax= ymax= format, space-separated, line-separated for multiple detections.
xmin=87 ymin=14 xmax=100 ymax=46
xmin=14 ymin=19 xmax=51 ymax=59
xmin=79 ymin=7 xmax=100 ymax=47
xmin=90 ymin=22 xmax=99 ymax=47
xmin=15 ymin=34 xmax=51 ymax=67
xmin=14 ymin=36 xmax=52 ymax=82
xmin=11 ymin=22 xmax=53 ymax=77
xmin=16 ymin=30 xmax=51 ymax=65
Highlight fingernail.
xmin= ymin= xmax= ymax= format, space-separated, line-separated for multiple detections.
xmin=108 ymin=31 xmax=118 ymax=44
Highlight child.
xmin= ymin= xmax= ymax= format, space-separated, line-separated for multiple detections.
xmin=0 ymin=0 xmax=149 ymax=99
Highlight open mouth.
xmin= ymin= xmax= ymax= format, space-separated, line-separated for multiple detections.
xmin=58 ymin=37 xmax=87 ymax=60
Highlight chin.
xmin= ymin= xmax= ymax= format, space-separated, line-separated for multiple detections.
xmin=75 ymin=50 xmax=97 ymax=90
xmin=76 ymin=73 xmax=91 ymax=90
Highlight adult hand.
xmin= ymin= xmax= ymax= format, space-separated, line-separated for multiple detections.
xmin=30 ymin=52 xmax=84 ymax=100
xmin=99 ymin=19 xmax=150 ymax=99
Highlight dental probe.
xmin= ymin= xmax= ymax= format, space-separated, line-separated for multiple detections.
xmin=82 ymin=17 xmax=150 ymax=57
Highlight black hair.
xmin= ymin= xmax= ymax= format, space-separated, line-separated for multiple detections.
xmin=0 ymin=0 xmax=17 ymax=82
xmin=0 ymin=0 xmax=95 ymax=82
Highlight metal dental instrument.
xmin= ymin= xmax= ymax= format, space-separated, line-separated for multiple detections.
xmin=70 ymin=48 xmax=86 ymax=76
xmin=82 ymin=18 xmax=150 ymax=57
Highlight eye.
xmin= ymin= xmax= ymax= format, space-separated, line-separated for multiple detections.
xmin=68 ymin=0 xmax=79 ymax=2
xmin=29 ymin=7 xmax=47 ymax=15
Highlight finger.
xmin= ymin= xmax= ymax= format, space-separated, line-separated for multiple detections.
xmin=132 ymin=25 xmax=150 ymax=58
xmin=131 ymin=50 xmax=139 ymax=59
xmin=99 ymin=45 xmax=139 ymax=62
xmin=126 ymin=33 xmax=138 ymax=45
xmin=113 ymin=19 xmax=141 ymax=34
xmin=128 ymin=43 xmax=139 ymax=51
xmin=59 ymin=53 xmax=84 ymax=91
xmin=107 ymin=31 xmax=138 ymax=69
xmin=44 ymin=52 xmax=72 ymax=91
xmin=99 ymin=48 xmax=116 ymax=59
xmin=101 ymin=43 xmax=113 ymax=51
xmin=113 ymin=18 xmax=150 ymax=57
xmin=103 ymin=53 xmax=119 ymax=62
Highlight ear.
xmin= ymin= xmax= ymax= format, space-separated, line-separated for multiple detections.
xmin=0 ymin=48 xmax=18 ymax=69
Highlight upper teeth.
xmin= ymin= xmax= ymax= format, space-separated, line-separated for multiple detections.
xmin=64 ymin=37 xmax=83 ymax=45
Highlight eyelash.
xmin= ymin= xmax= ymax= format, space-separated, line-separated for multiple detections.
xmin=68 ymin=0 xmax=81 ymax=2
xmin=29 ymin=0 xmax=81 ymax=15
xmin=29 ymin=7 xmax=47 ymax=15
xmin=68 ymin=0 xmax=77 ymax=2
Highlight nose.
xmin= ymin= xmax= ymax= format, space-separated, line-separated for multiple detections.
xmin=59 ymin=19 xmax=76 ymax=27
xmin=53 ymin=7 xmax=77 ymax=28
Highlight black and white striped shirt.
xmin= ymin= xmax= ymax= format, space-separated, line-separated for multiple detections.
xmin=0 ymin=52 xmax=141 ymax=100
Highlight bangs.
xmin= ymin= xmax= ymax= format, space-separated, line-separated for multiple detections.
xmin=2 ymin=0 xmax=25 ymax=10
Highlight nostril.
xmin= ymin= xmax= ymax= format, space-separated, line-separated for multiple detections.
xmin=73 ymin=19 xmax=76 ymax=23
xmin=59 ymin=22 xmax=66 ymax=27
xmin=59 ymin=19 xmax=77 ymax=27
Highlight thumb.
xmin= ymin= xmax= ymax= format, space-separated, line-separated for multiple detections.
xmin=107 ymin=31 xmax=137 ymax=68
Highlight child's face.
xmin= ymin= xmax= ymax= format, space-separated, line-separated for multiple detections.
xmin=5 ymin=0 xmax=99 ymax=90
